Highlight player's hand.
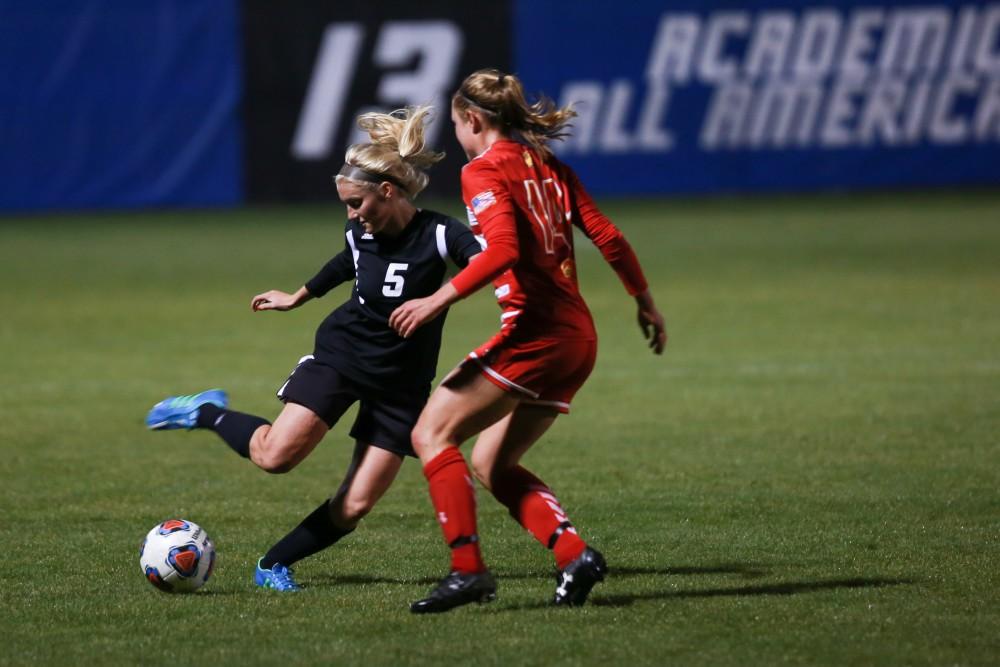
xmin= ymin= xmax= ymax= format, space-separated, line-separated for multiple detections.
xmin=251 ymin=290 xmax=298 ymax=312
xmin=390 ymin=283 xmax=459 ymax=338
xmin=389 ymin=296 xmax=443 ymax=339
xmin=636 ymin=290 xmax=667 ymax=355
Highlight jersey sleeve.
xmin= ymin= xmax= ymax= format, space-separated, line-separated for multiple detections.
xmin=304 ymin=226 xmax=356 ymax=297
xmin=444 ymin=217 xmax=484 ymax=268
xmin=567 ymin=168 xmax=649 ymax=296
xmin=449 ymin=161 xmax=520 ymax=298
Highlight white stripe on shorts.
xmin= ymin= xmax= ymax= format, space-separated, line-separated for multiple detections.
xmin=277 ymin=354 xmax=314 ymax=399
xmin=524 ymin=398 xmax=571 ymax=412
xmin=468 ymin=351 xmax=539 ymax=399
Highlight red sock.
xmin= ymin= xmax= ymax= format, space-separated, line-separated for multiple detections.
xmin=490 ymin=466 xmax=587 ymax=569
xmin=423 ymin=448 xmax=485 ymax=574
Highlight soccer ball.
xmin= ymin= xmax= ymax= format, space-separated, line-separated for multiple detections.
xmin=139 ymin=519 xmax=216 ymax=593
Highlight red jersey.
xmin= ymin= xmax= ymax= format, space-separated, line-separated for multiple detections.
xmin=450 ymin=140 xmax=648 ymax=341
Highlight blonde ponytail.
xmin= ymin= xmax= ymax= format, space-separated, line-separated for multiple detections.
xmin=337 ymin=105 xmax=444 ymax=198
xmin=452 ymin=69 xmax=575 ymax=159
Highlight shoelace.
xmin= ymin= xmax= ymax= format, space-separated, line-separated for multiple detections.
xmin=269 ymin=565 xmax=298 ymax=590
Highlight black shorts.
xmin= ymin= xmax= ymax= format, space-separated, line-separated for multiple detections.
xmin=276 ymin=355 xmax=424 ymax=458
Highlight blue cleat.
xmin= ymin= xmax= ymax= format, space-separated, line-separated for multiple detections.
xmin=145 ymin=389 xmax=228 ymax=430
xmin=255 ymin=558 xmax=300 ymax=592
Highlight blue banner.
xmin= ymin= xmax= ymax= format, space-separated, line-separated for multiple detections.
xmin=0 ymin=1 xmax=243 ymax=211
xmin=515 ymin=0 xmax=1000 ymax=194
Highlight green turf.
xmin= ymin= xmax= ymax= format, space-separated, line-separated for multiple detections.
xmin=1 ymin=192 xmax=998 ymax=666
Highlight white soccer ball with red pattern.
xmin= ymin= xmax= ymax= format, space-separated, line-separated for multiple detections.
xmin=139 ymin=519 xmax=216 ymax=593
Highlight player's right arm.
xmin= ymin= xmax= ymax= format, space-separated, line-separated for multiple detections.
xmin=388 ymin=163 xmax=517 ymax=338
xmin=251 ymin=285 xmax=312 ymax=312
xmin=252 ymin=241 xmax=355 ymax=312
xmin=448 ymin=161 xmax=519 ymax=297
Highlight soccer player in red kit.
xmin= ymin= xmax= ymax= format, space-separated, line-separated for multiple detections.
xmin=390 ymin=69 xmax=667 ymax=613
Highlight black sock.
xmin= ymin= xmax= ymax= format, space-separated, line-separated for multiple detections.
xmin=261 ymin=501 xmax=355 ymax=569
xmin=196 ymin=403 xmax=268 ymax=459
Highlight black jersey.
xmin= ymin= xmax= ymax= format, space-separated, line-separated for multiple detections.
xmin=304 ymin=209 xmax=482 ymax=396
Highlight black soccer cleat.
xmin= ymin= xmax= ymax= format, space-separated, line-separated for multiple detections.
xmin=410 ymin=570 xmax=497 ymax=614
xmin=553 ymin=547 xmax=608 ymax=606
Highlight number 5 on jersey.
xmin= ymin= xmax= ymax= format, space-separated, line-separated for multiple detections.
xmin=383 ymin=262 xmax=409 ymax=297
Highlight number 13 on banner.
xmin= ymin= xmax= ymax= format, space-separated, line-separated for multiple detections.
xmin=292 ymin=21 xmax=463 ymax=160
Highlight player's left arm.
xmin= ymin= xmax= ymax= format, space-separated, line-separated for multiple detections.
xmin=389 ymin=212 xmax=516 ymax=338
xmin=568 ymin=170 xmax=667 ymax=354
xmin=445 ymin=216 xmax=484 ymax=268
xmin=635 ymin=290 xmax=667 ymax=355
xmin=568 ymin=170 xmax=646 ymax=294
xmin=389 ymin=164 xmax=517 ymax=338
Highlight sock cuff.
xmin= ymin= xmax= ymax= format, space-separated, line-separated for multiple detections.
xmin=422 ymin=447 xmax=467 ymax=480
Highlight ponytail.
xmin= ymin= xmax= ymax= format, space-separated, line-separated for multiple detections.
xmin=452 ymin=69 xmax=575 ymax=159
xmin=337 ymin=105 xmax=444 ymax=198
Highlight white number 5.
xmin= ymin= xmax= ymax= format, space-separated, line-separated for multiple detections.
xmin=382 ymin=263 xmax=408 ymax=297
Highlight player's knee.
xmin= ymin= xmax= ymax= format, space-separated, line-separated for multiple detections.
xmin=411 ymin=423 xmax=441 ymax=461
xmin=339 ymin=494 xmax=374 ymax=524
xmin=257 ymin=453 xmax=296 ymax=474
xmin=415 ymin=414 xmax=465 ymax=463
xmin=471 ymin=446 xmax=522 ymax=492
xmin=253 ymin=434 xmax=301 ymax=474
xmin=469 ymin=451 xmax=496 ymax=490
xmin=327 ymin=493 xmax=369 ymax=528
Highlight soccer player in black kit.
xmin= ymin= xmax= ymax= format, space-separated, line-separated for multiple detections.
xmin=146 ymin=106 xmax=481 ymax=591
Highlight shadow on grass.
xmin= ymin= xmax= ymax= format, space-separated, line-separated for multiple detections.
xmin=484 ymin=577 xmax=914 ymax=611
xmin=587 ymin=577 xmax=915 ymax=608
xmin=309 ymin=573 xmax=442 ymax=586
xmin=614 ymin=563 xmax=770 ymax=579
xmin=306 ymin=562 xmax=769 ymax=588
xmin=199 ymin=575 xmax=912 ymax=604
xmin=309 ymin=571 xmax=547 ymax=587
xmin=484 ymin=570 xmax=916 ymax=612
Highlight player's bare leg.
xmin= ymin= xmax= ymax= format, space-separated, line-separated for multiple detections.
xmin=411 ymin=362 xmax=520 ymax=463
xmin=151 ymin=391 xmax=327 ymax=473
xmin=409 ymin=364 xmax=519 ymax=613
xmin=248 ymin=402 xmax=328 ymax=473
xmin=471 ymin=404 xmax=608 ymax=606
xmin=329 ymin=441 xmax=404 ymax=529
xmin=469 ymin=404 xmax=558 ymax=489
xmin=257 ymin=440 xmax=403 ymax=592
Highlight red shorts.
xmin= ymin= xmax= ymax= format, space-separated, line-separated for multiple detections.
xmin=465 ymin=334 xmax=597 ymax=413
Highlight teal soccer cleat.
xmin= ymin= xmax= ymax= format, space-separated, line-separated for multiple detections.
xmin=145 ymin=389 xmax=228 ymax=430
xmin=255 ymin=558 xmax=300 ymax=592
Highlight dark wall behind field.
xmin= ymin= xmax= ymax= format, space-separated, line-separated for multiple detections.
xmin=3 ymin=0 xmax=998 ymax=213
xmin=241 ymin=1 xmax=510 ymax=202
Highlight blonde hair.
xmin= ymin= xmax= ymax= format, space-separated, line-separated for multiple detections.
xmin=452 ymin=69 xmax=576 ymax=159
xmin=337 ymin=105 xmax=444 ymax=198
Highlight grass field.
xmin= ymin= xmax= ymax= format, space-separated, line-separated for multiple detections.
xmin=1 ymin=191 xmax=998 ymax=666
